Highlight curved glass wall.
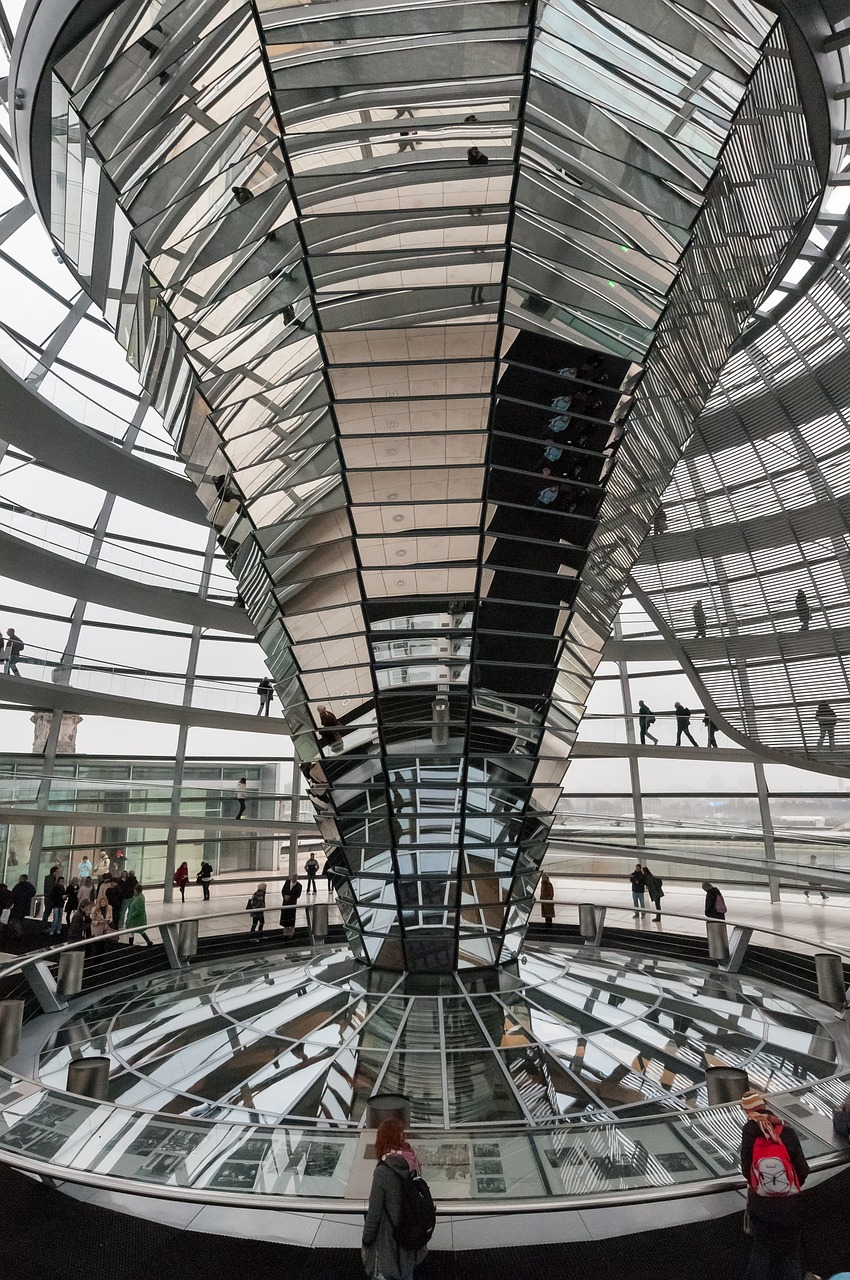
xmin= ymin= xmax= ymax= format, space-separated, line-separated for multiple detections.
xmin=0 ymin=0 xmax=843 ymax=939
xmin=25 ymin=0 xmax=823 ymax=972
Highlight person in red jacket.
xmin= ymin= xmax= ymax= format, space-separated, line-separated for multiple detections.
xmin=740 ymin=1090 xmax=809 ymax=1280
xmin=173 ymin=861 xmax=190 ymax=903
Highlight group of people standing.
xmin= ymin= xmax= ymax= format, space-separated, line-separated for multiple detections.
xmin=629 ymin=865 xmax=727 ymax=923
xmin=173 ymin=860 xmax=213 ymax=901
xmin=245 ymin=857 xmax=325 ymax=935
xmin=0 ymin=860 xmax=152 ymax=950
xmin=628 ymin=864 xmax=665 ymax=920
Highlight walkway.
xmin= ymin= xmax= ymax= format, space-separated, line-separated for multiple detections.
xmin=0 ymin=528 xmax=252 ymax=631
xmin=0 ymin=673 xmax=288 ymax=733
xmin=0 ymin=361 xmax=203 ymax=523
xmin=126 ymin=873 xmax=850 ymax=957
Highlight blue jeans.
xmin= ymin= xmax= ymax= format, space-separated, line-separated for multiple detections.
xmin=632 ymin=891 xmax=645 ymax=911
xmin=49 ymin=905 xmax=63 ymax=935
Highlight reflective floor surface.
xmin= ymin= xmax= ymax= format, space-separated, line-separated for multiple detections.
xmin=0 ymin=940 xmax=845 ymax=1204
xmin=38 ymin=943 xmax=844 ymax=1128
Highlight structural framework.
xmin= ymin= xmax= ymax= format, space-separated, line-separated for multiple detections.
xmin=10 ymin=0 xmax=825 ymax=969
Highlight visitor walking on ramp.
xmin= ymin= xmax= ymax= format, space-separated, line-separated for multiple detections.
xmin=638 ymin=699 xmax=658 ymax=745
xmin=675 ymin=702 xmax=699 ymax=747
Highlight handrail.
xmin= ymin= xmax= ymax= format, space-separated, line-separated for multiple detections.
xmin=0 ymin=1145 xmax=842 ymax=1218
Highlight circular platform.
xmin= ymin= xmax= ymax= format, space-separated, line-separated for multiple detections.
xmin=38 ymin=942 xmax=843 ymax=1129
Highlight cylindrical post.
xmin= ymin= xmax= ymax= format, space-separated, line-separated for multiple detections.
xmin=0 ymin=1000 xmax=24 ymax=1060
xmin=578 ymin=904 xmax=596 ymax=940
xmin=66 ymin=1055 xmax=110 ymax=1100
xmin=367 ymin=1093 xmax=410 ymax=1129
xmin=57 ymin=950 xmax=85 ymax=998
xmin=815 ymin=953 xmax=846 ymax=1009
xmin=178 ymin=919 xmax=198 ymax=958
xmin=706 ymin=919 xmax=729 ymax=962
xmin=431 ymin=699 xmax=449 ymax=747
xmin=308 ymin=903 xmax=329 ymax=944
xmin=705 ymin=1065 xmax=749 ymax=1106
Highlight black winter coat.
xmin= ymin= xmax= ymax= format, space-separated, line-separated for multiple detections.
xmin=279 ymin=879 xmax=302 ymax=927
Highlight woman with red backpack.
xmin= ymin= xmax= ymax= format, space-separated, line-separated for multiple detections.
xmin=740 ymin=1090 xmax=809 ymax=1279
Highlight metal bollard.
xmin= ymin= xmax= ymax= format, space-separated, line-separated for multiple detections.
xmin=367 ymin=1093 xmax=410 ymax=1129
xmin=66 ymin=1055 xmax=110 ymax=1101
xmin=0 ymin=1000 xmax=24 ymax=1060
xmin=815 ymin=953 xmax=846 ymax=1009
xmin=579 ymin=904 xmax=597 ymax=941
xmin=308 ymin=903 xmax=329 ymax=945
xmin=178 ymin=919 xmax=198 ymax=958
xmin=57 ymin=950 xmax=85 ymax=998
xmin=705 ymin=1065 xmax=749 ymax=1106
xmin=706 ymin=919 xmax=729 ymax=962
xmin=431 ymin=699 xmax=449 ymax=747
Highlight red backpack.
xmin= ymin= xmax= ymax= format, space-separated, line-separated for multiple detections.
xmin=749 ymin=1129 xmax=800 ymax=1197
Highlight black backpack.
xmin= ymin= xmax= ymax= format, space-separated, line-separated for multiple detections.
xmin=389 ymin=1165 xmax=436 ymax=1250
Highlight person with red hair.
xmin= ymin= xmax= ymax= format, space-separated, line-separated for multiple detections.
xmin=362 ymin=1118 xmax=427 ymax=1280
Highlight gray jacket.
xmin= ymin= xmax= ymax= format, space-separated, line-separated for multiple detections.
xmin=361 ymin=1153 xmax=427 ymax=1280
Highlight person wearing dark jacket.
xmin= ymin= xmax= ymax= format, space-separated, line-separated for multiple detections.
xmin=105 ymin=878 xmax=124 ymax=928
xmin=197 ymin=861 xmax=213 ymax=901
xmin=67 ymin=902 xmax=91 ymax=946
xmin=47 ymin=877 xmax=66 ymax=937
xmin=257 ymin=677 xmax=274 ymax=716
xmin=539 ymin=872 xmax=555 ymax=927
xmin=642 ymin=866 xmax=663 ymax=922
xmin=675 ymin=701 xmax=699 ymax=747
xmin=118 ymin=871 xmax=136 ymax=927
xmin=362 ymin=1118 xmax=427 ymax=1280
xmin=833 ymin=1094 xmax=850 ymax=1140
xmin=702 ymin=880 xmax=726 ymax=919
xmin=795 ymin=589 xmax=810 ymax=632
xmin=740 ymin=1090 xmax=809 ymax=1280
xmin=279 ymin=875 xmax=303 ymax=937
xmin=41 ymin=866 xmax=59 ymax=930
xmin=248 ymin=883 xmax=266 ymax=935
xmin=630 ymin=863 xmax=646 ymax=916
xmin=64 ymin=879 xmax=79 ymax=925
xmin=638 ymin=699 xmax=658 ymax=745
xmin=9 ymin=875 xmax=35 ymax=937
xmin=704 ymin=714 xmax=719 ymax=748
